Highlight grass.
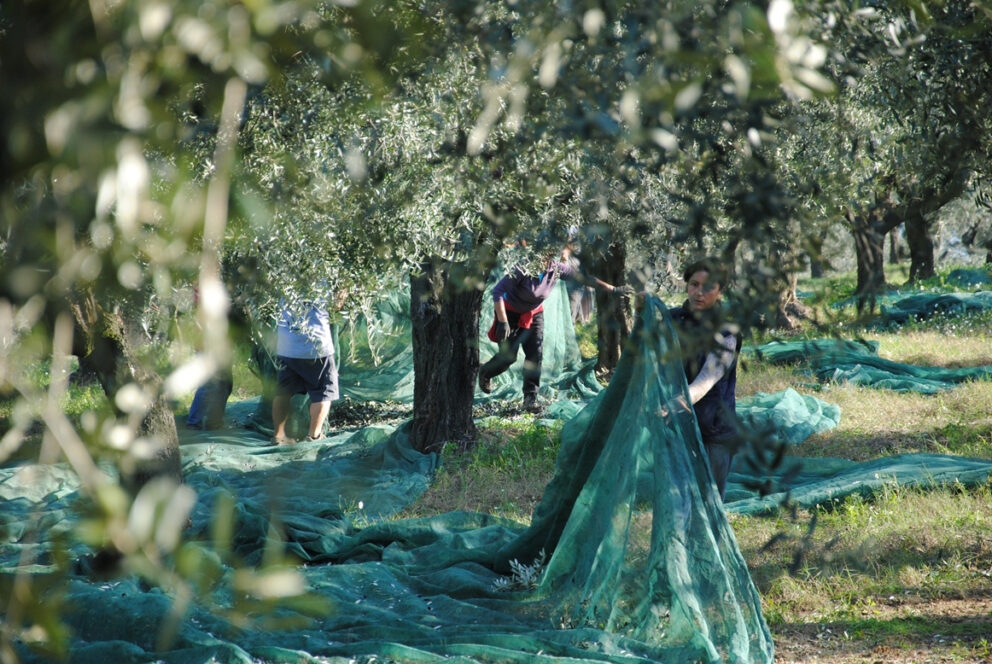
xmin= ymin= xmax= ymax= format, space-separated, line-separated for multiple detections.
xmin=738 ymin=484 xmax=992 ymax=622
xmin=739 ymin=274 xmax=992 ymax=462
xmin=404 ymin=416 xmax=563 ymax=522
xmin=729 ymin=268 xmax=992 ymax=661
xmin=0 ymin=357 xmax=109 ymax=428
xmin=732 ymin=285 xmax=992 ymax=660
xmin=575 ymin=319 xmax=599 ymax=359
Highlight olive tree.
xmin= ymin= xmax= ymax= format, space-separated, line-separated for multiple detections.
xmin=235 ymin=14 xmax=602 ymax=451
xmin=773 ymin=0 xmax=992 ymax=302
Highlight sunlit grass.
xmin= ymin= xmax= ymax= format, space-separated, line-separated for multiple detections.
xmin=733 ymin=265 xmax=992 ymax=659
xmin=402 ymin=417 xmax=562 ymax=523
xmin=575 ymin=319 xmax=598 ymax=359
xmin=734 ymin=482 xmax=992 ymax=626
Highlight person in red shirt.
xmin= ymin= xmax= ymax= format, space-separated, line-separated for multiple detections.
xmin=479 ymin=249 xmax=631 ymax=413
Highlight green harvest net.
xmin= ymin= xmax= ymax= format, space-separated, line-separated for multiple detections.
xmin=7 ymin=286 xmax=992 ymax=663
xmin=750 ymin=338 xmax=992 ymax=394
xmin=725 ymin=453 xmax=992 ymax=515
xmin=945 ymin=268 xmax=992 ymax=289
xmin=7 ymin=295 xmax=775 ymax=663
xmin=735 ymin=388 xmax=840 ymax=447
xmin=872 ymin=291 xmax=992 ymax=327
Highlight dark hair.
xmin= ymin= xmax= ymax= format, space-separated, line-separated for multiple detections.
xmin=682 ymin=257 xmax=729 ymax=289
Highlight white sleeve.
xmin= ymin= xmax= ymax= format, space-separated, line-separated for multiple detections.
xmin=687 ymin=332 xmax=738 ymax=405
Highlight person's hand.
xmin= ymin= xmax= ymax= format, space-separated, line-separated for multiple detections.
xmin=613 ymin=284 xmax=635 ymax=297
xmin=658 ymin=394 xmax=691 ymax=419
xmin=494 ymin=321 xmax=511 ymax=342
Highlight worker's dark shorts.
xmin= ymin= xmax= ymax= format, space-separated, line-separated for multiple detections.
xmin=275 ymin=355 xmax=339 ymax=403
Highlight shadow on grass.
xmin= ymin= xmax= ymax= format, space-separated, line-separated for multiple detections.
xmin=773 ymin=604 xmax=992 ymax=660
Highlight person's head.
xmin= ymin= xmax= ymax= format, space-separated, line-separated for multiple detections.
xmin=682 ymin=258 xmax=728 ymax=312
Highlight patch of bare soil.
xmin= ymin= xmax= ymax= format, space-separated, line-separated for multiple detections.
xmin=774 ymin=597 xmax=992 ymax=663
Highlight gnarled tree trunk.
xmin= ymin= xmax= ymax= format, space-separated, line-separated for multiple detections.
xmin=69 ymin=291 xmax=181 ymax=496
xmin=410 ymin=260 xmax=483 ymax=453
xmin=808 ymin=233 xmax=826 ymax=279
xmin=589 ymin=242 xmax=632 ymax=381
xmin=904 ymin=210 xmax=936 ymax=283
xmin=775 ymin=272 xmax=811 ymax=330
xmin=850 ymin=205 xmax=901 ymax=313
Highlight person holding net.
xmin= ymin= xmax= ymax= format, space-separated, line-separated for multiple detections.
xmin=478 ymin=246 xmax=632 ymax=413
xmin=668 ymin=257 xmax=742 ymax=500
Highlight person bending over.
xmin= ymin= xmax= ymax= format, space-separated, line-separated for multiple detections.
xmin=479 ymin=248 xmax=631 ymax=413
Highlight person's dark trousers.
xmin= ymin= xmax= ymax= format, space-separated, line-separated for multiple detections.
xmin=186 ymin=375 xmax=234 ymax=430
xmin=479 ymin=310 xmax=545 ymax=398
xmin=704 ymin=441 xmax=734 ymax=500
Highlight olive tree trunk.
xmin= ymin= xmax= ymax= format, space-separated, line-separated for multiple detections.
xmin=904 ymin=210 xmax=936 ymax=283
xmin=589 ymin=242 xmax=632 ymax=381
xmin=69 ymin=291 xmax=181 ymax=496
xmin=850 ymin=207 xmax=901 ymax=312
xmin=409 ymin=260 xmax=483 ymax=453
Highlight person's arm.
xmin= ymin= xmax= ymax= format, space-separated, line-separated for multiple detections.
xmin=558 ymin=260 xmax=630 ymax=294
xmin=591 ymin=277 xmax=622 ymax=293
xmin=687 ymin=332 xmax=738 ymax=404
xmin=494 ymin=297 xmax=508 ymax=323
xmin=489 ymin=275 xmax=514 ymax=341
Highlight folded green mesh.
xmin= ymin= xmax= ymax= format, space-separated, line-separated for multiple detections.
xmin=726 ymin=453 xmax=992 ymax=515
xmin=736 ymin=388 xmax=840 ymax=446
xmin=751 ymin=338 xmax=992 ymax=393
xmin=945 ymin=268 xmax=992 ymax=288
xmin=874 ymin=291 xmax=992 ymax=327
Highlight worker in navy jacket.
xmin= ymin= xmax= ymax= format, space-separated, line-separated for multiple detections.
xmin=668 ymin=258 xmax=741 ymax=500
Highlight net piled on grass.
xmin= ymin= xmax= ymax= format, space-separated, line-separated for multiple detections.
xmin=751 ymin=338 xmax=992 ymax=394
xmin=873 ymin=291 xmax=992 ymax=327
xmin=725 ymin=452 xmax=992 ymax=515
xmin=945 ymin=268 xmax=992 ymax=289
xmin=735 ymin=388 xmax=840 ymax=447
xmin=7 ymin=296 xmax=775 ymax=664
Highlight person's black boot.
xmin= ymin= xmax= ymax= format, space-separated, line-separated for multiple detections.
xmin=478 ymin=372 xmax=494 ymax=394
xmin=523 ymin=393 xmax=542 ymax=414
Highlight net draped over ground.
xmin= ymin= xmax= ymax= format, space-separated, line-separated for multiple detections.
xmin=750 ymin=337 xmax=992 ymax=394
xmin=8 ymin=295 xmax=778 ymax=664
xmin=6 ymin=287 xmax=992 ymax=662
